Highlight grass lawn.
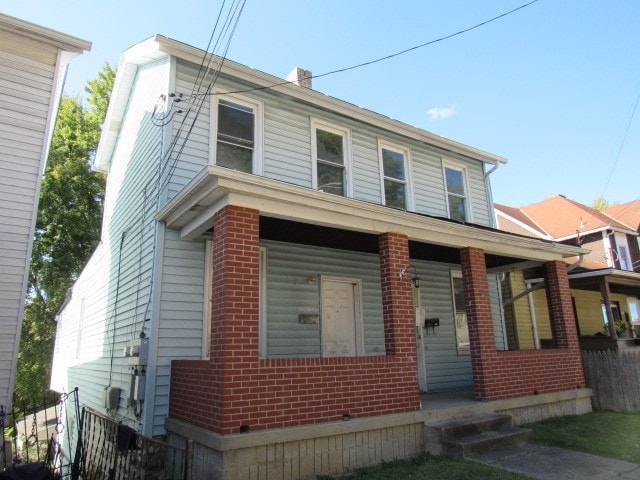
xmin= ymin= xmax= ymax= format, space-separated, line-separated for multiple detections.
xmin=527 ymin=410 xmax=640 ymax=464
xmin=317 ymin=453 xmax=532 ymax=480
xmin=321 ymin=411 xmax=640 ymax=479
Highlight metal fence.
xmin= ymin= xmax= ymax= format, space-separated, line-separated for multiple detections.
xmin=582 ymin=349 xmax=640 ymax=411
xmin=76 ymin=407 xmax=192 ymax=480
xmin=0 ymin=388 xmax=80 ymax=477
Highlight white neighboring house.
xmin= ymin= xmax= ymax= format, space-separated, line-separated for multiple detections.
xmin=0 ymin=14 xmax=90 ymax=409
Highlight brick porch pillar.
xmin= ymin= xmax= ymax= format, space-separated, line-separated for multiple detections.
xmin=460 ymin=247 xmax=496 ymax=400
xmin=544 ymin=260 xmax=580 ymax=349
xmin=210 ymin=205 xmax=261 ymax=431
xmin=379 ymin=232 xmax=417 ymax=359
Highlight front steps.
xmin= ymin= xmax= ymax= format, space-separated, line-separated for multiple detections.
xmin=424 ymin=413 xmax=533 ymax=459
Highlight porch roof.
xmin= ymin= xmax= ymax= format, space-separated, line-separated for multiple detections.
xmin=157 ymin=166 xmax=587 ymax=264
xmin=528 ymin=268 xmax=640 ymax=296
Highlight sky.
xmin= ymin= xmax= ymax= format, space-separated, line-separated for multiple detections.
xmin=2 ymin=0 xmax=639 ymax=208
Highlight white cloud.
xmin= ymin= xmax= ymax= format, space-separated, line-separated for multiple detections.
xmin=427 ymin=104 xmax=458 ymax=121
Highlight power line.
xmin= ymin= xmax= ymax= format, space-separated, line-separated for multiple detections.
xmin=159 ymin=0 xmax=246 ymax=195
xmin=179 ymin=0 xmax=540 ymax=100
xmin=600 ymin=82 xmax=640 ymax=200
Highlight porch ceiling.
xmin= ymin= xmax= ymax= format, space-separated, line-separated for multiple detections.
xmin=156 ymin=165 xmax=587 ymax=264
xmin=569 ymin=269 xmax=640 ymax=296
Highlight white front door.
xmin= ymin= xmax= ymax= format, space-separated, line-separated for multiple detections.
xmin=321 ymin=277 xmax=363 ymax=357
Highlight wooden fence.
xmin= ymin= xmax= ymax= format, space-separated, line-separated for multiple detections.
xmin=582 ymin=349 xmax=640 ymax=411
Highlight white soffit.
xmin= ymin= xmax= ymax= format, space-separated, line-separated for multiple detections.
xmin=157 ymin=166 xmax=586 ymax=263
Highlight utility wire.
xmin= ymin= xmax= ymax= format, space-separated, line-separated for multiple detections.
xmin=600 ymin=84 xmax=640 ymax=199
xmin=159 ymin=0 xmax=246 ymax=195
xmin=179 ymin=0 xmax=540 ymax=100
xmin=154 ymin=0 xmax=246 ymax=190
xmin=582 ymin=80 xmax=640 ymax=228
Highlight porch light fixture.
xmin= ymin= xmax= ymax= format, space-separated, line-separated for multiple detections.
xmin=412 ymin=271 xmax=421 ymax=289
xmin=399 ymin=267 xmax=421 ymax=289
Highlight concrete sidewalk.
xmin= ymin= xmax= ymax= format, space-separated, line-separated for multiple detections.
xmin=469 ymin=444 xmax=640 ymax=480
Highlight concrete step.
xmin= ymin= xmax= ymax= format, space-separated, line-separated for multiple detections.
xmin=428 ymin=413 xmax=513 ymax=441
xmin=442 ymin=426 xmax=533 ymax=459
xmin=424 ymin=413 xmax=533 ymax=458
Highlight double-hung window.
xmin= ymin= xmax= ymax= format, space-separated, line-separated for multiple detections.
xmin=213 ymin=95 xmax=262 ymax=174
xmin=451 ymin=272 xmax=470 ymax=355
xmin=378 ymin=141 xmax=412 ymax=210
xmin=312 ymin=120 xmax=351 ymax=197
xmin=614 ymin=233 xmax=632 ymax=271
xmin=443 ymin=163 xmax=470 ymax=222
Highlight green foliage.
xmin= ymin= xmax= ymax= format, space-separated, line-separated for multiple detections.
xmin=13 ymin=64 xmax=115 ymax=406
xmin=528 ymin=411 xmax=640 ymax=464
xmin=592 ymin=196 xmax=610 ymax=211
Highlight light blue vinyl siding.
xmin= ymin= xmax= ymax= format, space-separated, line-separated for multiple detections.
xmin=263 ymin=103 xmax=312 ymax=186
xmin=416 ymin=259 xmax=505 ymax=392
xmin=351 ymin=130 xmax=382 ymax=204
xmin=263 ymin=240 xmax=385 ymax=357
xmin=169 ymin=58 xmax=492 ymax=226
xmin=467 ymin=161 xmax=491 ymax=225
xmin=52 ymin=57 xmax=170 ymax=431
xmin=412 ymin=149 xmax=448 ymax=217
xmin=165 ymin=60 xmax=212 ymax=201
xmin=154 ymin=228 xmax=206 ymax=435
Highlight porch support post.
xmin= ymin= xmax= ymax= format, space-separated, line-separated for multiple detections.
xmin=378 ymin=232 xmax=416 ymax=359
xmin=599 ymin=277 xmax=617 ymax=339
xmin=460 ymin=247 xmax=496 ymax=400
xmin=210 ymin=205 xmax=261 ymax=431
xmin=543 ymin=260 xmax=580 ymax=349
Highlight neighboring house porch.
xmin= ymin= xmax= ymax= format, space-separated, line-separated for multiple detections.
xmin=494 ymin=197 xmax=640 ymax=352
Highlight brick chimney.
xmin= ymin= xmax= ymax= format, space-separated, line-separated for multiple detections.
xmin=286 ymin=67 xmax=312 ymax=89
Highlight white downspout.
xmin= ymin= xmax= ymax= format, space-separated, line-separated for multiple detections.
xmin=484 ymin=162 xmax=500 ymax=228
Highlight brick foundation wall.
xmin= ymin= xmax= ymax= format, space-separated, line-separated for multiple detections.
xmin=169 ymin=208 xmax=420 ymax=435
xmin=461 ymin=247 xmax=585 ymax=401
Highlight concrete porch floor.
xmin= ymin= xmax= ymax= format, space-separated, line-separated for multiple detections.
xmin=419 ymin=387 xmax=593 ymax=426
xmin=421 ymin=388 xmax=476 ymax=411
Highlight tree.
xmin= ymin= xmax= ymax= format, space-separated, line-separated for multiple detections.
xmin=592 ymin=197 xmax=610 ymax=211
xmin=13 ymin=64 xmax=116 ymax=406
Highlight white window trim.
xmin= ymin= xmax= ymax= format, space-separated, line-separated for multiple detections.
xmin=377 ymin=139 xmax=415 ymax=211
xmin=442 ymin=160 xmax=473 ymax=222
xmin=450 ymin=271 xmax=470 ymax=356
xmin=614 ymin=233 xmax=632 ymax=271
xmin=320 ymin=275 xmax=364 ymax=357
xmin=259 ymin=246 xmax=267 ymax=357
xmin=310 ymin=118 xmax=353 ymax=197
xmin=602 ymin=231 xmax=614 ymax=268
xmin=209 ymin=90 xmax=264 ymax=175
xmin=203 ymin=240 xmax=213 ymax=359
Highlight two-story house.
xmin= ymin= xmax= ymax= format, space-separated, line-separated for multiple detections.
xmin=0 ymin=13 xmax=89 ymax=410
xmin=51 ymin=35 xmax=591 ymax=479
xmin=495 ymin=195 xmax=640 ymax=349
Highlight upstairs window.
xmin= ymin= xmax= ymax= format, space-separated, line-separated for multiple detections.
xmin=379 ymin=142 xmax=412 ymax=210
xmin=614 ymin=234 xmax=632 ymax=271
xmin=619 ymin=245 xmax=630 ymax=271
xmin=213 ymin=95 xmax=262 ymax=174
xmin=443 ymin=163 xmax=470 ymax=222
xmin=312 ymin=120 xmax=351 ymax=197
